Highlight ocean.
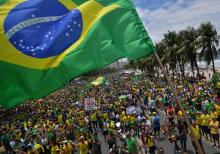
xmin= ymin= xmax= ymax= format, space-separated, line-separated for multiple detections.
xmin=198 ymin=60 xmax=220 ymax=68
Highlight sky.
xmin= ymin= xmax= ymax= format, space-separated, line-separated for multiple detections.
xmin=134 ymin=0 xmax=220 ymax=43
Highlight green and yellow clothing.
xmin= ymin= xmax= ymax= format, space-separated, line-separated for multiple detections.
xmin=210 ymin=120 xmax=219 ymax=134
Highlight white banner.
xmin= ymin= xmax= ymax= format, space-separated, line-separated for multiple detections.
xmin=84 ymin=98 xmax=96 ymax=111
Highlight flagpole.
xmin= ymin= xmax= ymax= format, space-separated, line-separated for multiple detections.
xmin=153 ymin=51 xmax=204 ymax=154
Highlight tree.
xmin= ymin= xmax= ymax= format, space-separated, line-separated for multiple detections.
xmin=178 ymin=27 xmax=200 ymax=77
xmin=163 ymin=31 xmax=183 ymax=78
xmin=198 ymin=22 xmax=220 ymax=73
xmin=156 ymin=41 xmax=169 ymax=75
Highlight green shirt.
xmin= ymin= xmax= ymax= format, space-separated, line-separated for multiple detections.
xmin=189 ymin=109 xmax=196 ymax=120
xmin=126 ymin=137 xmax=137 ymax=153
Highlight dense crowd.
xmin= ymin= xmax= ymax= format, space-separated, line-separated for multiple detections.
xmin=0 ymin=72 xmax=220 ymax=154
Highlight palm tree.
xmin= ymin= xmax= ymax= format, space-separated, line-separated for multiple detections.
xmin=178 ymin=27 xmax=200 ymax=77
xmin=163 ymin=31 xmax=184 ymax=78
xmin=156 ymin=41 xmax=171 ymax=75
xmin=198 ymin=22 xmax=220 ymax=73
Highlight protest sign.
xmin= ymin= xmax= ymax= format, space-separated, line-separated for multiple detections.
xmin=84 ymin=98 xmax=96 ymax=111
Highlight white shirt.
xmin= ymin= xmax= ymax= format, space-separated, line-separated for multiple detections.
xmin=146 ymin=119 xmax=151 ymax=127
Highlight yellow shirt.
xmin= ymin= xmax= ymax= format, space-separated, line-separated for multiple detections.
xmin=108 ymin=121 xmax=115 ymax=132
xmin=58 ymin=115 xmax=63 ymax=123
xmin=103 ymin=113 xmax=109 ymax=120
xmin=28 ymin=121 xmax=32 ymax=127
xmin=210 ymin=120 xmax=219 ymax=134
xmin=130 ymin=116 xmax=136 ymax=123
xmin=62 ymin=144 xmax=72 ymax=154
xmin=34 ymin=144 xmax=44 ymax=154
xmin=211 ymin=112 xmax=218 ymax=119
xmin=196 ymin=114 xmax=202 ymax=125
xmin=215 ymin=105 xmax=220 ymax=116
xmin=191 ymin=125 xmax=200 ymax=140
xmin=51 ymin=145 xmax=59 ymax=154
xmin=145 ymin=136 xmax=154 ymax=147
xmin=149 ymin=115 xmax=153 ymax=123
xmin=80 ymin=110 xmax=85 ymax=117
xmin=66 ymin=119 xmax=71 ymax=127
xmin=91 ymin=113 xmax=97 ymax=121
xmin=24 ymin=122 xmax=27 ymax=128
xmin=122 ymin=116 xmax=129 ymax=123
xmin=202 ymin=114 xmax=210 ymax=126
xmin=79 ymin=141 xmax=88 ymax=154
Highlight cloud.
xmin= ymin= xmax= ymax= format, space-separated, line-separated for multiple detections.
xmin=135 ymin=0 xmax=220 ymax=43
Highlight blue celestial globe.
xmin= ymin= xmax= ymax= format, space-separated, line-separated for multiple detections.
xmin=4 ymin=0 xmax=83 ymax=58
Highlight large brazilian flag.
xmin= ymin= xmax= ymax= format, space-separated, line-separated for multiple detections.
xmin=0 ymin=0 xmax=155 ymax=108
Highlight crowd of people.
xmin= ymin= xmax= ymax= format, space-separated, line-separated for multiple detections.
xmin=0 ymin=72 xmax=220 ymax=154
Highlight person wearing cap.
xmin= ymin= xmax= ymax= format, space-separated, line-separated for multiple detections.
xmin=209 ymin=116 xmax=219 ymax=147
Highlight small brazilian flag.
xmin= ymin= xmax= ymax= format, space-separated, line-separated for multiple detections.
xmin=0 ymin=0 xmax=155 ymax=108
